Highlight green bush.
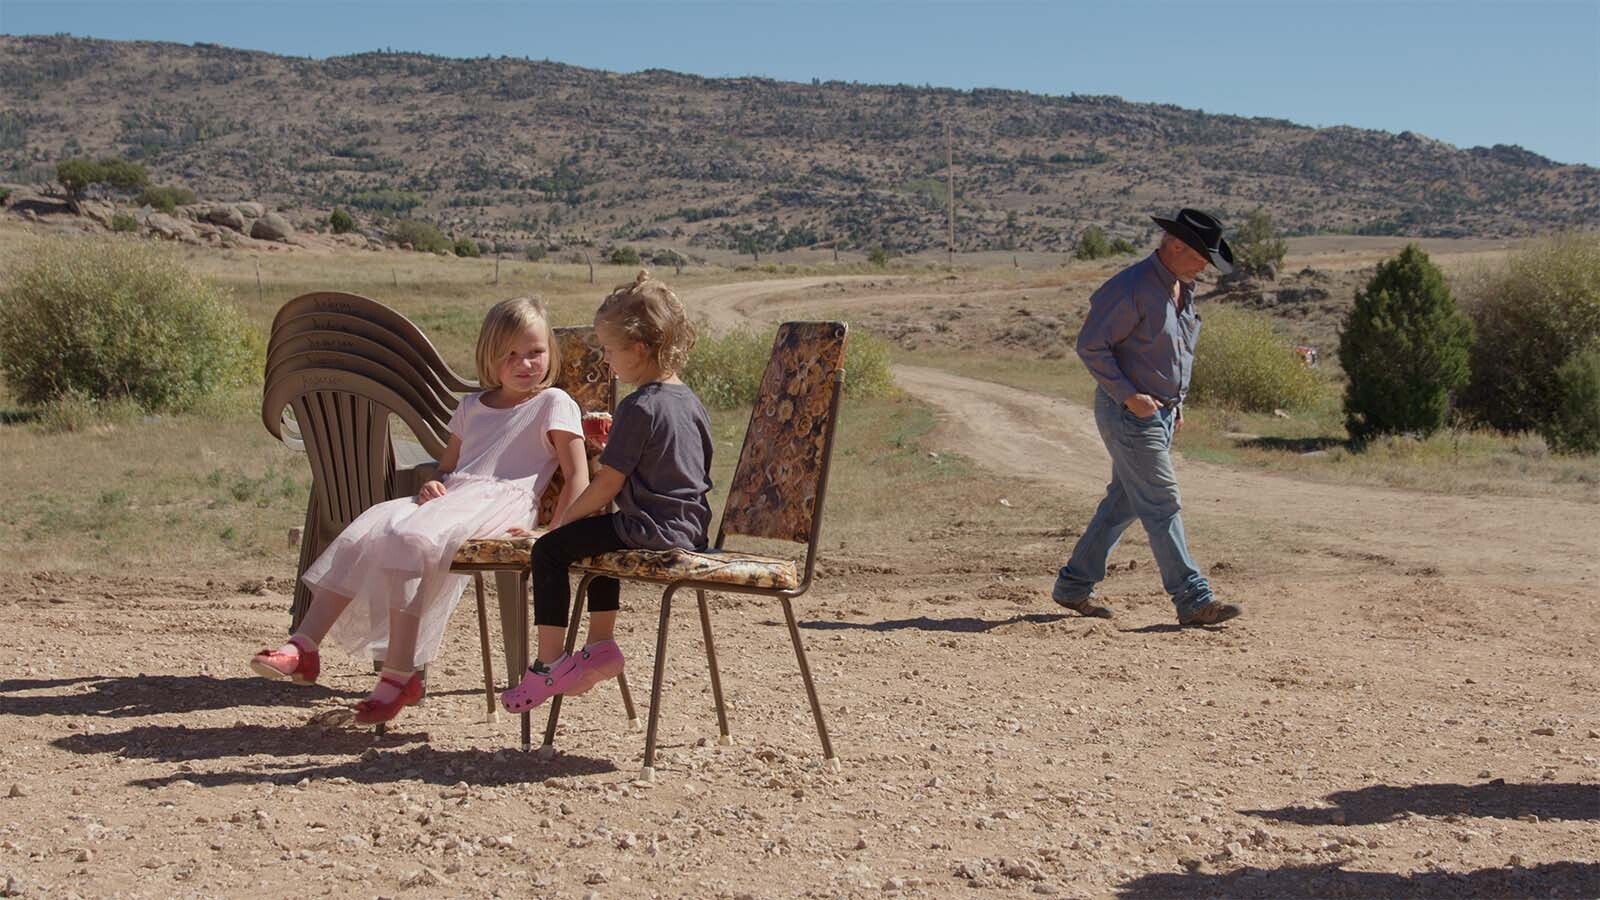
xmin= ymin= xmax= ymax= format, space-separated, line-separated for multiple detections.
xmin=328 ymin=207 xmax=355 ymax=234
xmin=1548 ymin=348 xmax=1600 ymax=454
xmin=1074 ymin=225 xmax=1136 ymax=261
xmin=385 ymin=219 xmax=450 ymax=254
xmin=56 ymin=157 xmax=147 ymax=196
xmin=1188 ymin=305 xmax=1325 ymax=412
xmin=1461 ymin=233 xmax=1600 ymax=438
xmin=867 ymin=246 xmax=888 ymax=267
xmin=608 ymin=245 xmax=641 ymax=266
xmin=136 ymin=184 xmax=196 ymax=214
xmin=453 ymin=237 xmax=481 ymax=258
xmin=524 ymin=243 xmax=547 ymax=262
xmin=684 ymin=327 xmax=896 ymax=408
xmin=1232 ymin=207 xmax=1287 ymax=279
xmin=1338 ymin=245 xmax=1474 ymax=442
xmin=0 ymin=187 xmax=11 ymax=205
xmin=110 ymin=211 xmax=138 ymax=233
xmin=0 ymin=238 xmax=259 ymax=412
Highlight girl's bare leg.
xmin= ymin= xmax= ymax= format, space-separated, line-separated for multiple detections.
xmin=584 ymin=611 xmax=617 ymax=645
xmin=292 ymin=591 xmax=354 ymax=646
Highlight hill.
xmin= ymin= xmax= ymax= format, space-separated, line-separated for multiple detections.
xmin=1 ymin=34 xmax=1595 ymax=254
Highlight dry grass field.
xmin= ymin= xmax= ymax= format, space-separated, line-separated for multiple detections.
xmin=0 ymin=224 xmax=1595 ymax=898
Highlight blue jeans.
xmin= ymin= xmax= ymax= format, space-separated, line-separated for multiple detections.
xmin=1054 ymin=388 xmax=1212 ymax=614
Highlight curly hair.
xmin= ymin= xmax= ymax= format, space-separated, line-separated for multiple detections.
xmin=593 ymin=269 xmax=696 ymax=375
xmin=475 ymin=295 xmax=559 ymax=390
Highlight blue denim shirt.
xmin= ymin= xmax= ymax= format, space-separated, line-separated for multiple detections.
xmin=1075 ymin=253 xmax=1200 ymax=408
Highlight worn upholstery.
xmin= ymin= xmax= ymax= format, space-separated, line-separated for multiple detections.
xmin=575 ymin=547 xmax=800 ymax=590
xmin=720 ymin=322 xmax=848 ymax=544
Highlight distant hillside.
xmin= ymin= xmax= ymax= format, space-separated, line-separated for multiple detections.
xmin=2 ymin=35 xmax=1595 ymax=255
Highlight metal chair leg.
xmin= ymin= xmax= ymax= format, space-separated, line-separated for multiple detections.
xmin=539 ymin=574 xmax=591 ymax=756
xmin=696 ymin=589 xmax=732 ymax=745
xmin=617 ymin=670 xmax=639 ymax=731
xmin=781 ymin=597 xmax=838 ymax=770
xmin=639 ymin=585 xmax=678 ymax=781
xmin=474 ymin=574 xmax=497 ymax=724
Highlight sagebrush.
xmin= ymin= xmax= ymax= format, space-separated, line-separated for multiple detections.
xmin=0 ymin=237 xmax=259 ymax=412
xmin=1189 ymin=305 xmax=1325 ymax=412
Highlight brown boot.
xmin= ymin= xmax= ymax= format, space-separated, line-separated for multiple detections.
xmin=1055 ymin=593 xmax=1113 ymax=619
xmin=1178 ymin=600 xmax=1242 ymax=626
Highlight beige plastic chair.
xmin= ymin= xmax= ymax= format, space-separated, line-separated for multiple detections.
xmin=540 ymin=322 xmax=848 ymax=780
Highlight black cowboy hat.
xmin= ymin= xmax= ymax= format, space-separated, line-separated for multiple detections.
xmin=1151 ymin=208 xmax=1235 ymax=274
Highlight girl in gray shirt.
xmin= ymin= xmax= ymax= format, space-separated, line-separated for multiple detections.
xmin=503 ymin=271 xmax=713 ymax=714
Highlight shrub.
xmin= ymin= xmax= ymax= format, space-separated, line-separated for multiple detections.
xmin=1189 ymin=305 xmax=1325 ymax=412
xmin=1074 ymin=225 xmax=1136 ymax=261
xmin=867 ymin=246 xmax=888 ymax=267
xmin=0 ymin=187 xmax=10 ymax=204
xmin=1232 ymin=207 xmax=1287 ymax=279
xmin=1548 ymin=348 xmax=1600 ymax=453
xmin=684 ymin=327 xmax=896 ymax=408
xmin=109 ymin=211 xmax=138 ymax=233
xmin=56 ymin=157 xmax=147 ymax=197
xmin=385 ymin=219 xmax=450 ymax=254
xmin=453 ymin=237 xmax=481 ymax=258
xmin=135 ymin=184 xmax=196 ymax=214
xmin=524 ymin=243 xmax=547 ymax=262
xmin=328 ymin=207 xmax=355 ymax=234
xmin=1461 ymin=233 xmax=1600 ymax=438
xmin=1338 ymin=245 xmax=1473 ymax=442
xmin=608 ymin=245 xmax=641 ymax=266
xmin=0 ymin=237 xmax=259 ymax=412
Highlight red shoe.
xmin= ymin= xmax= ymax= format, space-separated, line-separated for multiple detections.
xmin=353 ymin=672 xmax=425 ymax=725
xmin=249 ymin=636 xmax=320 ymax=685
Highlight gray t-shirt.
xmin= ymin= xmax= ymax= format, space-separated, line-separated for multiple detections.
xmin=598 ymin=382 xmax=713 ymax=551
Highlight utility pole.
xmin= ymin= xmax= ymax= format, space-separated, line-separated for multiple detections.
xmin=945 ymin=120 xmax=955 ymax=268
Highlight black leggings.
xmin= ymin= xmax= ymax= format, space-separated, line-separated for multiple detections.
xmin=530 ymin=514 xmax=625 ymax=627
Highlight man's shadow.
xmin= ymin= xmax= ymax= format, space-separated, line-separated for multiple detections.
xmin=1116 ymin=860 xmax=1600 ymax=899
xmin=1244 ymin=780 xmax=1600 ymax=826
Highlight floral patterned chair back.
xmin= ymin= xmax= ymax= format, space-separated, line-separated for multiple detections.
xmin=718 ymin=322 xmax=848 ymax=554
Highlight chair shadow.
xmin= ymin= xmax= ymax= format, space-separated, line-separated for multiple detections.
xmin=53 ymin=722 xmax=616 ymax=788
xmin=1244 ymin=781 xmax=1600 ymax=826
xmin=1115 ymin=860 xmax=1600 ymax=899
xmin=796 ymin=613 xmax=1069 ymax=633
xmin=0 ymin=674 xmax=360 ymax=718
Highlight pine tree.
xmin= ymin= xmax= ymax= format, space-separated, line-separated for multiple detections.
xmin=1338 ymin=245 xmax=1473 ymax=442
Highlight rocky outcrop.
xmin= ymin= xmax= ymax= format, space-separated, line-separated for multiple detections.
xmin=203 ymin=204 xmax=245 ymax=231
xmin=145 ymin=212 xmax=196 ymax=241
xmin=250 ymin=211 xmax=294 ymax=242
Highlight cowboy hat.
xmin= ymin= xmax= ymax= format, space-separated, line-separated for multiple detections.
xmin=1151 ymin=208 xmax=1235 ymax=274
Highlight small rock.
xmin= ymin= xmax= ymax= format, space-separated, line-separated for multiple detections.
xmin=400 ymin=868 xmax=446 ymax=889
xmin=74 ymin=848 xmax=92 ymax=863
xmin=882 ymin=876 xmax=906 ymax=891
xmin=4 ymin=875 xmax=23 ymax=896
xmin=6 ymin=784 xmax=25 ymax=799
xmin=1533 ymin=727 xmax=1556 ymax=736
xmin=998 ymin=498 xmax=1012 ymax=508
xmin=1225 ymin=841 xmax=1246 ymax=858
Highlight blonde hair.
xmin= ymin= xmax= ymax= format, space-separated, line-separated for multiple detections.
xmin=475 ymin=296 xmax=560 ymax=390
xmin=594 ymin=269 xmax=695 ymax=375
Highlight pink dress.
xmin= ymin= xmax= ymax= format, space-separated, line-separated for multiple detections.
xmin=306 ymin=388 xmax=582 ymax=668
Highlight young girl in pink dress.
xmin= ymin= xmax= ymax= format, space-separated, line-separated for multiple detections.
xmin=250 ymin=297 xmax=589 ymax=725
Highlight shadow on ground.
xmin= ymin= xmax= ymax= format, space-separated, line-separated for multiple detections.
xmin=50 ymin=721 xmax=616 ymax=787
xmin=796 ymin=613 xmax=1068 ymax=633
xmin=1115 ymin=860 xmax=1600 ymax=899
xmin=1244 ymin=781 xmax=1600 ymax=825
xmin=0 ymin=675 xmax=362 ymax=718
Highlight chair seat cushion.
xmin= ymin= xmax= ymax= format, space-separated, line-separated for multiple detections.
xmin=452 ymin=535 xmax=540 ymax=569
xmin=575 ymin=547 xmax=799 ymax=590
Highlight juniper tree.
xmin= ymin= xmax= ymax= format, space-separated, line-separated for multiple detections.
xmin=1338 ymin=245 xmax=1473 ymax=443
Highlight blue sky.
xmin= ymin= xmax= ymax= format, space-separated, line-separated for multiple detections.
xmin=3 ymin=0 xmax=1597 ymax=166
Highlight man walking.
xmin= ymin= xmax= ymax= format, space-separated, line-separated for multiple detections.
xmin=1052 ymin=208 xmax=1242 ymax=626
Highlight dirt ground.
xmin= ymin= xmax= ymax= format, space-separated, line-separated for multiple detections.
xmin=2 ymin=267 xmax=1597 ymax=899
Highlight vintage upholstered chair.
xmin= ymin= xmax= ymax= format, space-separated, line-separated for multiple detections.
xmin=539 ymin=321 xmax=847 ymax=780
